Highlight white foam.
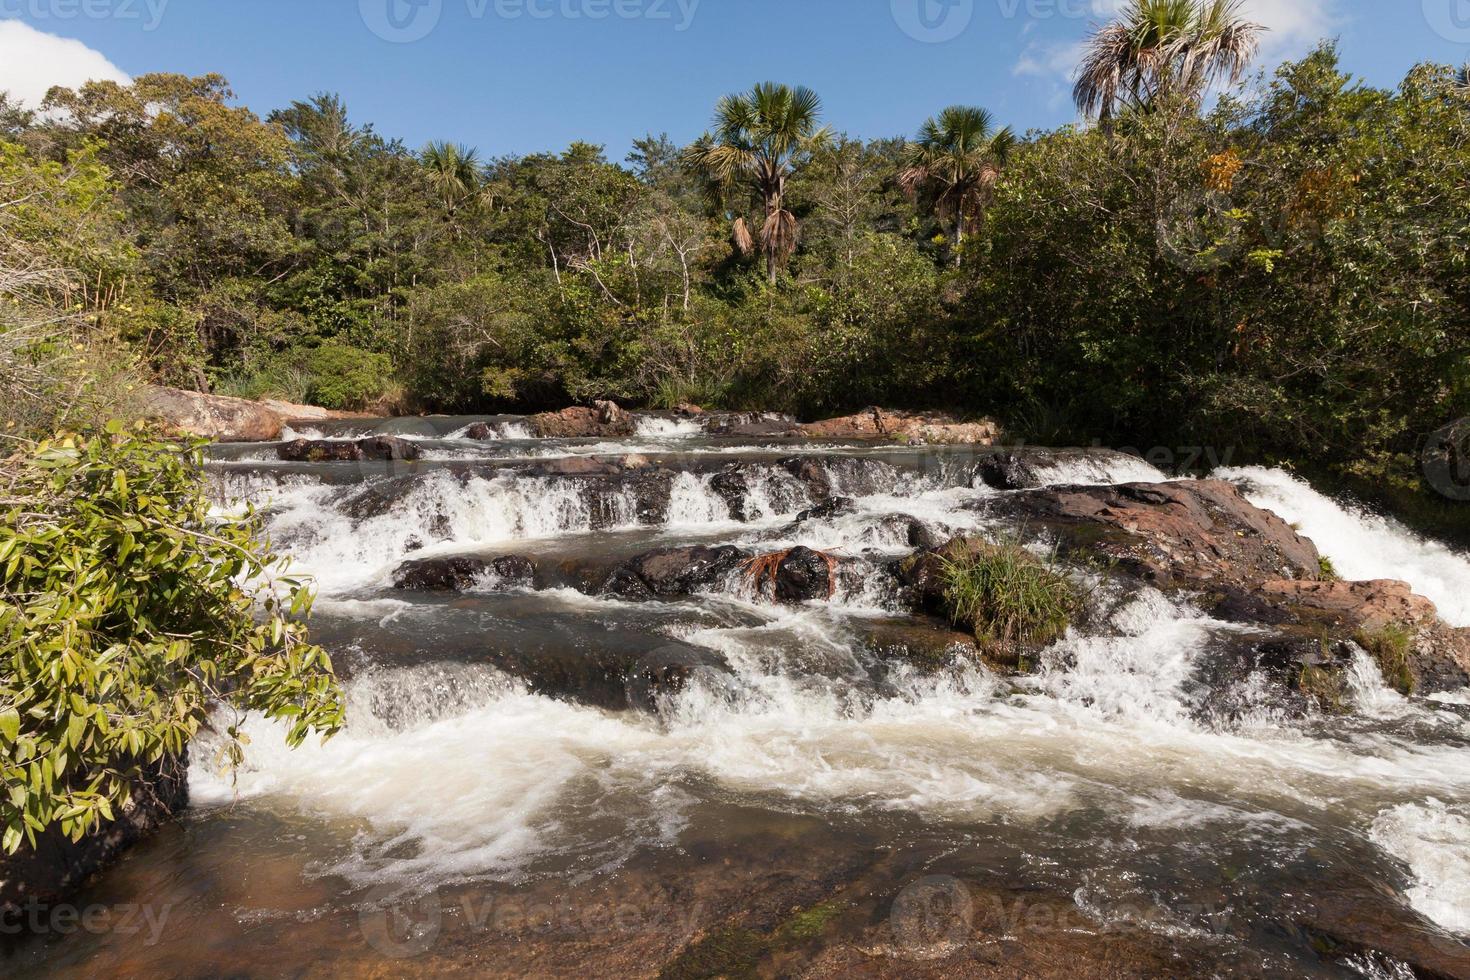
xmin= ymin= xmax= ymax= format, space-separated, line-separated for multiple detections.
xmin=1035 ymin=453 xmax=1171 ymax=487
xmin=633 ymin=416 xmax=703 ymax=438
xmin=1219 ymin=466 xmax=1470 ymax=627
xmin=199 ymin=586 xmax=1470 ymax=890
xmin=1370 ymin=801 xmax=1470 ymax=935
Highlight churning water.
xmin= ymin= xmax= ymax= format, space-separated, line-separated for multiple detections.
xmin=11 ymin=422 xmax=1470 ymax=978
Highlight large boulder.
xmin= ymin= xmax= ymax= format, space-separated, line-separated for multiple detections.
xmin=0 ymin=756 xmax=187 ymax=917
xmin=277 ymin=436 xmax=421 ymax=462
xmin=142 ymin=386 xmax=283 ymax=443
xmin=988 ymin=480 xmax=1322 ymax=590
xmin=801 ymin=407 xmax=1000 ymax=446
xmin=530 ymin=406 xmax=637 ymax=439
xmin=1259 ymin=579 xmax=1470 ymax=694
xmin=602 ymin=545 xmax=748 ymax=600
xmin=392 ymin=555 xmax=536 ymax=592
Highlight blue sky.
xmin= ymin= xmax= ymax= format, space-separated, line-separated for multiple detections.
xmin=2 ymin=1 xmax=1467 ymax=159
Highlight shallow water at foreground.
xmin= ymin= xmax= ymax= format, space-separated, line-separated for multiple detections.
xmin=7 ymin=419 xmax=1470 ymax=978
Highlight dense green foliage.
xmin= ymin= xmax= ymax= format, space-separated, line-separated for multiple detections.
xmin=1 ymin=41 xmax=1467 ymax=514
xmin=0 ymin=428 xmax=342 ymax=853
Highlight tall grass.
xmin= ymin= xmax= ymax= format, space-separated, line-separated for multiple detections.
xmin=939 ymin=540 xmax=1082 ymax=658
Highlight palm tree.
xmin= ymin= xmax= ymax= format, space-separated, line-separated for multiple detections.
xmin=1074 ymin=0 xmax=1262 ymax=124
xmin=899 ymin=106 xmax=1016 ymax=264
xmin=684 ymin=83 xmax=831 ymax=283
xmin=420 ymin=141 xmax=484 ymax=234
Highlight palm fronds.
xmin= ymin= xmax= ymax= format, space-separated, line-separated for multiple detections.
xmin=899 ymin=106 xmax=1015 ymax=261
xmin=1074 ymin=0 xmax=1262 ymax=123
xmin=683 ymin=82 xmax=828 ymax=282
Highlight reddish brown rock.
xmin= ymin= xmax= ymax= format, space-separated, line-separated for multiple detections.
xmin=991 ymin=480 xmax=1322 ymax=590
xmin=1260 ymin=580 xmax=1439 ymax=633
xmin=1261 ymin=579 xmax=1470 ymax=693
xmin=530 ymin=406 xmax=637 ymax=439
xmin=142 ymin=386 xmax=283 ymax=442
xmin=801 ymin=407 xmax=1000 ymax=445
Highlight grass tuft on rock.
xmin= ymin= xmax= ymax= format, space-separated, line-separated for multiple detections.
xmin=939 ymin=540 xmax=1082 ymax=662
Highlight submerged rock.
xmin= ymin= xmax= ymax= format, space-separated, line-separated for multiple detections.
xmin=392 ymin=555 xmax=536 ymax=592
xmin=480 ymin=637 xmax=728 ymax=712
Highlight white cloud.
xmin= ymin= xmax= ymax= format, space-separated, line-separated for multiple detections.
xmin=0 ymin=20 xmax=130 ymax=108
xmin=1013 ymin=39 xmax=1085 ymax=80
xmin=1236 ymin=0 xmax=1337 ymax=61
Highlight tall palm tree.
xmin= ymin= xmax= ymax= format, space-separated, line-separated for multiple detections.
xmin=1074 ymin=0 xmax=1262 ymax=124
xmin=899 ymin=106 xmax=1016 ymax=264
xmin=684 ymin=83 xmax=831 ymax=283
xmin=420 ymin=141 xmax=484 ymax=234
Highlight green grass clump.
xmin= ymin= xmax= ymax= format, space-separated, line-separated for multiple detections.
xmin=940 ymin=540 xmax=1082 ymax=661
xmin=1318 ymin=556 xmax=1340 ymax=581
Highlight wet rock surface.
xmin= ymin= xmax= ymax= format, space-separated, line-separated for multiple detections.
xmin=1258 ymin=579 xmax=1470 ymax=694
xmin=277 ymin=435 xmax=422 ymax=462
xmin=988 ymin=479 xmax=1323 ymax=590
xmin=392 ymin=555 xmax=536 ymax=592
xmin=601 ymin=545 xmax=749 ymax=601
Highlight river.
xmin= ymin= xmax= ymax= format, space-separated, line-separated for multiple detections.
xmin=8 ymin=415 xmax=1470 ymax=978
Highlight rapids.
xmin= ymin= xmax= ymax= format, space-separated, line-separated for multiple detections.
xmin=9 ymin=416 xmax=1470 ymax=978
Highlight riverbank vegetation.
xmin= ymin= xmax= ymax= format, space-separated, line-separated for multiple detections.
xmin=0 ymin=6 xmax=1467 ymax=495
xmin=0 ymin=428 xmax=342 ymax=853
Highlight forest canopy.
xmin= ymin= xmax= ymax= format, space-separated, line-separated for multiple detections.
xmin=1 ymin=42 xmax=1468 ymax=523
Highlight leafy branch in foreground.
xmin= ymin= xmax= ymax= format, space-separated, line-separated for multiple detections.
xmin=0 ymin=425 xmax=343 ymax=854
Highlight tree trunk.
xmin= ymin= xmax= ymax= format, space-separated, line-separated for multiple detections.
xmin=766 ymin=190 xmax=780 ymax=285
